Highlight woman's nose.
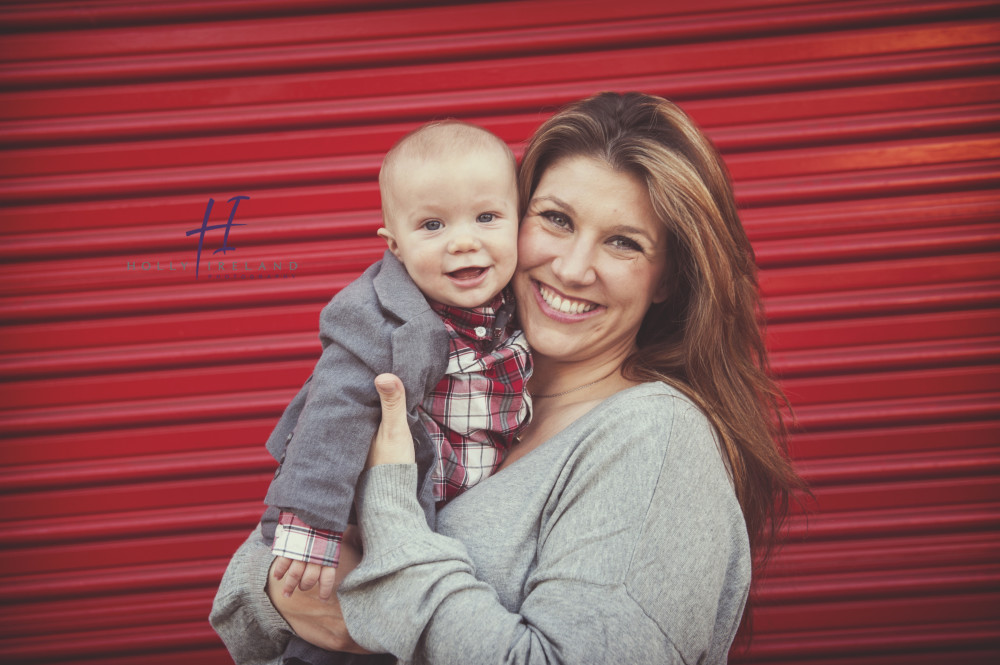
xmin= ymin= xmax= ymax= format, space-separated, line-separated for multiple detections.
xmin=551 ymin=240 xmax=597 ymax=286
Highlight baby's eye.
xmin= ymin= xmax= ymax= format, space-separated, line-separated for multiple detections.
xmin=477 ymin=213 xmax=496 ymax=224
xmin=609 ymin=235 xmax=642 ymax=252
xmin=422 ymin=220 xmax=443 ymax=231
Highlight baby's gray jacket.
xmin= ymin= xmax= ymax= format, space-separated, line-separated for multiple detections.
xmin=261 ymin=250 xmax=450 ymax=541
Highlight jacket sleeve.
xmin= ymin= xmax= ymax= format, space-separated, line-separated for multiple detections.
xmin=263 ymin=266 xmax=448 ymax=533
xmin=338 ymin=396 xmax=751 ymax=665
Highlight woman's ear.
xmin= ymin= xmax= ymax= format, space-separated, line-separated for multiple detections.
xmin=377 ymin=227 xmax=402 ymax=260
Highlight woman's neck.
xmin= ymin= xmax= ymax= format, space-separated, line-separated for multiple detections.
xmin=501 ymin=350 xmax=639 ymax=471
xmin=528 ymin=349 xmax=636 ymax=404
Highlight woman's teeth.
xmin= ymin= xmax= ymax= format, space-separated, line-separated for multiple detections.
xmin=539 ymin=284 xmax=597 ymax=315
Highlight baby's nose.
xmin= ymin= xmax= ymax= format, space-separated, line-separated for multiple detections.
xmin=449 ymin=233 xmax=482 ymax=253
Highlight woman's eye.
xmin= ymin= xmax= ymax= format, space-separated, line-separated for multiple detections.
xmin=542 ymin=211 xmax=570 ymax=228
xmin=422 ymin=220 xmax=442 ymax=231
xmin=610 ymin=236 xmax=642 ymax=251
xmin=477 ymin=213 xmax=495 ymax=224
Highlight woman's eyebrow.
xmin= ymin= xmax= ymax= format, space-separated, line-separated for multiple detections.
xmin=613 ymin=224 xmax=654 ymax=240
xmin=611 ymin=224 xmax=653 ymax=243
xmin=531 ymin=195 xmax=576 ymax=213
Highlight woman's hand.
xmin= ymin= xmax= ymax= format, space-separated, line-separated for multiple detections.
xmin=266 ymin=526 xmax=371 ymax=654
xmin=366 ymin=373 xmax=415 ymax=467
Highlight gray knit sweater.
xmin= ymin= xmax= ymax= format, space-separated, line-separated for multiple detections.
xmin=210 ymin=382 xmax=751 ymax=664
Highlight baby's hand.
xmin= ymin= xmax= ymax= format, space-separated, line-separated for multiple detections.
xmin=272 ymin=556 xmax=337 ymax=601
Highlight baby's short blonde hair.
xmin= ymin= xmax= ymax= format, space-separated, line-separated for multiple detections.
xmin=379 ymin=121 xmax=516 ymax=226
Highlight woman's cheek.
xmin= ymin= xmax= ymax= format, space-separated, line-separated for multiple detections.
xmin=516 ymin=217 xmax=550 ymax=268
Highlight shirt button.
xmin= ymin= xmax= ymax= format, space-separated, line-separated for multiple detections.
xmin=474 ymin=326 xmax=487 ymax=338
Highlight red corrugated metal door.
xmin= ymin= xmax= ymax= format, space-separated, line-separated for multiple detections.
xmin=1 ymin=1 xmax=998 ymax=663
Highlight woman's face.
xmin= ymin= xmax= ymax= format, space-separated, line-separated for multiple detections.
xmin=514 ymin=155 xmax=670 ymax=366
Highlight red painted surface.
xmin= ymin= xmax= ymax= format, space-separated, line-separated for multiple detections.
xmin=0 ymin=1 xmax=998 ymax=662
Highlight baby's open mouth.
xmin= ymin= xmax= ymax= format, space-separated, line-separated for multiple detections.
xmin=448 ymin=267 xmax=486 ymax=280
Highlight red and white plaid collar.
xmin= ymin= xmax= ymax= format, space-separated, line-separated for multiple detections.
xmin=430 ymin=289 xmax=516 ymax=351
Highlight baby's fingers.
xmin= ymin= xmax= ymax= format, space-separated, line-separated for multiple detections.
xmin=272 ymin=555 xmax=292 ymax=580
xmin=298 ymin=563 xmax=322 ymax=592
xmin=281 ymin=559 xmax=307 ymax=598
xmin=317 ymin=565 xmax=337 ymax=601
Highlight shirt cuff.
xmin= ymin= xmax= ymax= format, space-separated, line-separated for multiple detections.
xmin=271 ymin=511 xmax=342 ymax=568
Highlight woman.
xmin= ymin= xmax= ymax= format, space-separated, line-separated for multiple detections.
xmin=211 ymin=92 xmax=803 ymax=664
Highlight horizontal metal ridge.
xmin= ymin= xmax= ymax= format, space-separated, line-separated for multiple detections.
xmin=0 ymin=210 xmax=380 ymax=259
xmin=0 ymin=619 xmax=220 ymax=662
xmin=2 ymin=127 xmax=996 ymax=206
xmin=2 ymin=386 xmax=996 ymax=439
xmin=0 ymin=241 xmax=383 ymax=298
xmin=784 ymin=502 xmax=1000 ymax=540
xmin=733 ymin=619 xmax=1000 ymax=661
xmin=0 ymin=332 xmax=316 ymax=379
xmin=2 ymin=20 xmax=996 ymax=123
xmin=0 ymin=0 xmax=677 ymax=41
xmin=773 ymin=531 xmax=1000 ymax=576
xmin=754 ymin=222 xmax=1000 ymax=268
xmin=3 ymin=3 xmax=995 ymax=88
xmin=794 ymin=447 xmax=1000 ymax=485
xmin=788 ymin=391 xmax=1000 ymax=431
xmin=758 ymin=564 xmax=1000 ymax=603
xmin=0 ymin=449 xmax=275 ymax=493
xmin=4 ymin=79 xmax=997 ymax=180
xmin=5 ymin=327 xmax=994 ymax=384
xmin=712 ymin=102 xmax=1000 ymax=153
xmin=4 ymin=236 xmax=995 ymax=302
xmin=4 ymin=189 xmax=996 ymax=260
xmin=1 ymin=503 xmax=263 ymax=549
xmin=763 ymin=279 xmax=1000 ymax=319
xmin=0 ymin=557 xmax=231 ymax=602
xmin=2 ymin=45 xmax=997 ymax=144
xmin=772 ymin=336 xmax=1000 ymax=377
xmin=743 ymin=190 xmax=1000 ymax=240
xmin=0 ymin=388 xmax=293 ymax=436
xmin=2 ymin=155 xmax=996 ymax=236
xmin=767 ymin=308 xmax=1000 ymax=351
xmin=0 ymin=272 xmax=356 ymax=324
xmin=789 ymin=420 xmax=1000 ymax=461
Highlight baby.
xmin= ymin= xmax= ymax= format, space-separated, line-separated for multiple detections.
xmin=257 ymin=121 xmax=531 ymax=664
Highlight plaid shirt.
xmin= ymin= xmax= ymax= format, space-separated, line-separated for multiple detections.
xmin=423 ymin=291 xmax=532 ymax=502
xmin=272 ymin=290 xmax=531 ymax=567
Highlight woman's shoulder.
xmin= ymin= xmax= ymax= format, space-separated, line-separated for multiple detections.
xmin=593 ymin=380 xmax=712 ymax=434
xmin=575 ymin=381 xmax=726 ymax=474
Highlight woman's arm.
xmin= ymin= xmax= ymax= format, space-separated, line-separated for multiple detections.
xmin=209 ymin=525 xmax=368 ymax=662
xmin=338 ymin=376 xmax=750 ymax=664
xmin=209 ymin=526 xmax=292 ymax=665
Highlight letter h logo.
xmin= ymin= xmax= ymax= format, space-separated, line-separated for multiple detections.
xmin=186 ymin=196 xmax=249 ymax=280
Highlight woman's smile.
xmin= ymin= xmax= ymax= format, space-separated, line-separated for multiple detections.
xmin=533 ymin=279 xmax=600 ymax=318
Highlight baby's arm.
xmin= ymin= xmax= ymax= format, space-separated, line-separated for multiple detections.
xmin=271 ymin=510 xmax=343 ymax=600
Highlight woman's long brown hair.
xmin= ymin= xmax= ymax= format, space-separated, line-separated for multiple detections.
xmin=519 ymin=92 xmax=805 ymax=638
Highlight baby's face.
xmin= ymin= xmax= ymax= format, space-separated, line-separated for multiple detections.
xmin=380 ymin=146 xmax=518 ymax=309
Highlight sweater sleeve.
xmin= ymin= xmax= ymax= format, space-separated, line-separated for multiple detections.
xmin=338 ymin=393 xmax=750 ymax=665
xmin=209 ymin=525 xmax=290 ymax=665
